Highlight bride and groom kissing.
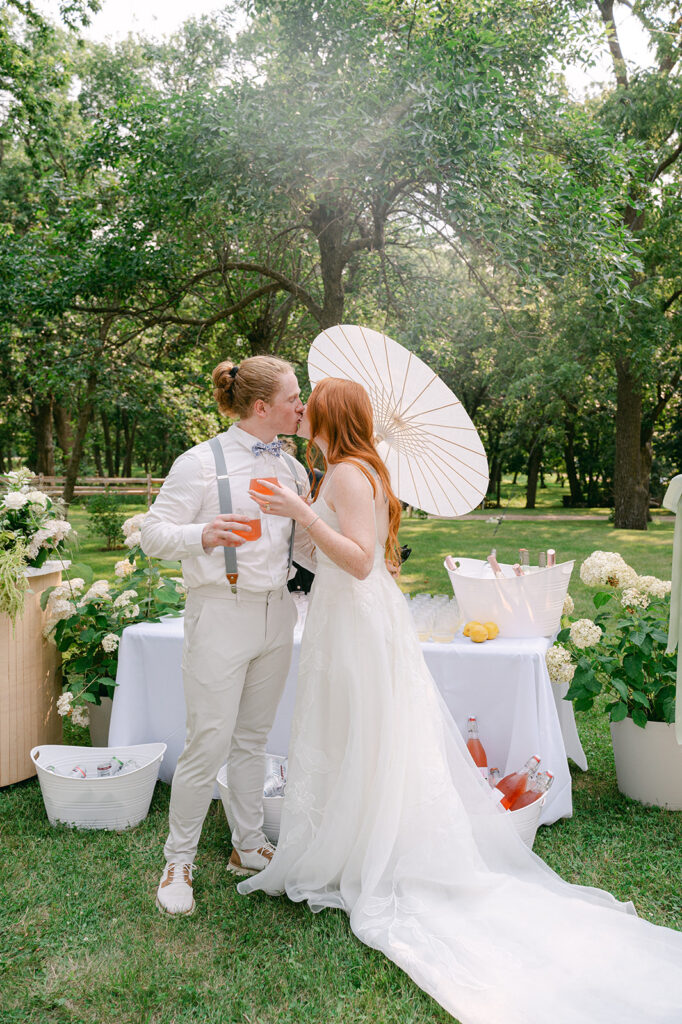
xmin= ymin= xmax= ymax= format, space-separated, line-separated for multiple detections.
xmin=141 ymin=354 xmax=682 ymax=1024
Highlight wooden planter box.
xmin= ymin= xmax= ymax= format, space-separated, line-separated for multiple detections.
xmin=0 ymin=562 xmax=63 ymax=787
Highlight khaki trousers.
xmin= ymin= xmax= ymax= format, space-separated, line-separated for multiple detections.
xmin=164 ymin=584 xmax=297 ymax=863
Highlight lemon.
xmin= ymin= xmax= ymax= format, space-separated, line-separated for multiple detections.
xmin=483 ymin=621 xmax=499 ymax=640
xmin=469 ymin=624 xmax=489 ymax=643
xmin=463 ymin=621 xmax=482 ymax=637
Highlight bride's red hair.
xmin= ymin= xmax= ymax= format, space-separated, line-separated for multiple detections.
xmin=305 ymin=377 xmax=402 ymax=565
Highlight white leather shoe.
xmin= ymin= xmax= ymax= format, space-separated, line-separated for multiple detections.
xmin=227 ymin=842 xmax=275 ymax=876
xmin=155 ymin=862 xmax=196 ymax=916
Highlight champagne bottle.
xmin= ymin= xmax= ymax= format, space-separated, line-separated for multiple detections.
xmin=487 ymin=550 xmax=504 ymax=579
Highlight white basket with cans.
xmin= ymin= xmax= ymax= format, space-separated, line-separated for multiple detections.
xmin=444 ymin=557 xmax=574 ymax=638
xmin=31 ymin=743 xmax=166 ymax=830
xmin=216 ymin=755 xmax=285 ymax=844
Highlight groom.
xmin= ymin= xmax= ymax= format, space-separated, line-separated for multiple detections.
xmin=141 ymin=355 xmax=315 ymax=916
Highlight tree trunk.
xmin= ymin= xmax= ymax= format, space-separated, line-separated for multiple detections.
xmin=114 ymin=413 xmax=122 ymax=477
xmin=31 ymin=398 xmax=55 ymax=475
xmin=93 ymin=441 xmax=105 ymax=477
xmin=62 ymin=371 xmax=98 ymax=505
xmin=53 ymin=404 xmax=72 ymax=463
xmin=525 ymin=445 xmax=542 ymax=509
xmin=122 ymin=415 xmax=137 ymax=477
xmin=311 ymin=201 xmax=347 ymax=328
xmin=100 ymin=410 xmax=115 ymax=477
xmin=613 ymin=359 xmax=649 ymax=529
xmin=563 ymin=418 xmax=584 ymax=506
xmin=487 ymin=454 xmax=501 ymax=508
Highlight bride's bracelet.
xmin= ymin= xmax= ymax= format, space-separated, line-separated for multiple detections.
xmin=301 ymin=514 xmax=321 ymax=532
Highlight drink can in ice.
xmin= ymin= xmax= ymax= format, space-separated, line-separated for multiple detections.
xmin=70 ymin=765 xmax=87 ymax=778
xmin=97 ymin=762 xmax=112 ymax=777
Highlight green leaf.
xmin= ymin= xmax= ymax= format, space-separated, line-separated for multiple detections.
xmin=609 ymin=702 xmax=628 ymax=722
xmin=40 ymin=585 xmax=57 ymax=611
xmin=611 ymin=678 xmax=629 ymax=701
xmin=630 ymin=690 xmax=650 ymax=707
xmin=623 ymin=653 xmax=643 ymax=680
xmin=593 ymin=591 xmax=614 ymax=609
xmin=573 ymin=696 xmax=594 ymax=712
xmin=631 ymin=708 xmax=649 ymax=729
xmin=556 ymin=627 xmax=570 ymax=643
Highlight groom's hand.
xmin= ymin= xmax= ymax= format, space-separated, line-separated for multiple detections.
xmin=202 ymin=515 xmax=251 ymax=552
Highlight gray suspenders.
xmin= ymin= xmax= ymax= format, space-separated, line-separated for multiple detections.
xmin=208 ymin=436 xmax=301 ymax=593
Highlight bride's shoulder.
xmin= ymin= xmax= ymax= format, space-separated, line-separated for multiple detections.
xmin=330 ymin=460 xmax=377 ymax=495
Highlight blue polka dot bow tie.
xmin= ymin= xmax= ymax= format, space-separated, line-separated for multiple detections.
xmin=251 ymin=440 xmax=284 ymax=457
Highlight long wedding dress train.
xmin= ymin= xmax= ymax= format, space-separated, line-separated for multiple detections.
xmin=239 ymin=496 xmax=682 ymax=1024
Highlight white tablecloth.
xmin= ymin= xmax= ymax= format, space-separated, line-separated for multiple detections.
xmin=109 ymin=618 xmax=586 ymax=826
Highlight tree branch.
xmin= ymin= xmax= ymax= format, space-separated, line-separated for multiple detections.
xmin=650 ymin=137 xmax=682 ymax=183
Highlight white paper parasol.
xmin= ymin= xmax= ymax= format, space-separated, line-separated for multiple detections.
xmin=307 ymin=324 xmax=489 ymax=517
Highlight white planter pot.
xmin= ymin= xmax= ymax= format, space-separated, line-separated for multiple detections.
xmin=88 ymin=697 xmax=113 ymax=748
xmin=610 ymin=718 xmax=682 ymax=811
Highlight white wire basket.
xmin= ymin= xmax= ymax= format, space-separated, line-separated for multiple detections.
xmin=508 ymin=794 xmax=546 ymax=848
xmin=444 ymin=557 xmax=574 ymax=638
xmin=216 ymin=757 xmax=285 ymax=844
xmin=31 ymin=743 xmax=166 ymax=830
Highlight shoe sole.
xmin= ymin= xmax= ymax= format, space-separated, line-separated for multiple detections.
xmin=155 ymin=895 xmax=196 ymax=917
xmin=226 ymin=862 xmax=260 ymax=877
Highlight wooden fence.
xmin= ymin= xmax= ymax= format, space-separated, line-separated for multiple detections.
xmin=30 ymin=475 xmax=165 ymax=505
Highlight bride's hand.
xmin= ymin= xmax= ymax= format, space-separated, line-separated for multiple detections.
xmin=249 ymin=479 xmax=310 ymax=520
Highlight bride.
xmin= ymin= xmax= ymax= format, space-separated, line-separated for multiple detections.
xmin=239 ymin=377 xmax=682 ymax=1024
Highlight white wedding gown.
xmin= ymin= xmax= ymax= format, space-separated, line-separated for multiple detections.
xmin=239 ymin=489 xmax=682 ymax=1024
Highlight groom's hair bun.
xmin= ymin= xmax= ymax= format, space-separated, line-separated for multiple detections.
xmin=212 ymin=355 xmax=295 ymax=418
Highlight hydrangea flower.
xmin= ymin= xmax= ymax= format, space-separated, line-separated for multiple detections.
xmin=124 ymin=530 xmax=142 ymax=549
xmin=113 ymin=589 xmax=138 ymax=608
xmin=26 ymin=490 xmax=49 ymax=507
xmin=71 ymin=706 xmax=90 ymax=728
xmin=57 ymin=691 xmax=74 ymax=716
xmin=81 ymin=580 xmax=110 ymax=604
xmin=635 ymin=576 xmax=671 ymax=598
xmin=115 ymin=558 xmax=136 ymax=578
xmin=101 ymin=633 xmax=120 ymax=653
xmin=3 ymin=492 xmax=28 ymax=510
xmin=545 ymin=644 xmax=576 ymax=686
xmin=122 ymin=513 xmax=147 ymax=537
xmin=621 ymin=587 xmax=650 ymax=610
xmin=562 ymin=593 xmax=574 ymax=616
xmin=569 ymin=618 xmax=602 ymax=649
xmin=579 ymin=551 xmax=639 ymax=589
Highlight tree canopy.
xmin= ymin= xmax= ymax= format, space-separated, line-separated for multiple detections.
xmin=0 ymin=0 xmax=680 ymax=524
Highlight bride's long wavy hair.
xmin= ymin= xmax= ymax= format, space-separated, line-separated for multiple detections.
xmin=305 ymin=377 xmax=402 ymax=565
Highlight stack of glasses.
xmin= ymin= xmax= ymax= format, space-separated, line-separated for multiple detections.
xmin=408 ymin=594 xmax=463 ymax=642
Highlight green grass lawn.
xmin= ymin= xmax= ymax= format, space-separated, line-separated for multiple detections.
xmin=1 ymin=514 xmax=679 ymax=1024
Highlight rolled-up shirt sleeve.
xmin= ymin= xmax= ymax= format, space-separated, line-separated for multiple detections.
xmin=141 ymin=451 xmax=208 ymax=561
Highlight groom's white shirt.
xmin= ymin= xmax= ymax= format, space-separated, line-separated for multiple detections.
xmin=141 ymin=423 xmax=315 ymax=591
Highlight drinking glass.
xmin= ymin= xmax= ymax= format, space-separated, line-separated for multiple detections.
xmin=431 ymin=600 xmax=462 ymax=643
xmin=231 ymin=505 xmax=262 ymax=542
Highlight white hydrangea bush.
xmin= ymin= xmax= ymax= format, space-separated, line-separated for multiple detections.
xmin=46 ymin=510 xmax=184 ymax=723
xmin=549 ymin=550 xmax=675 ymax=729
